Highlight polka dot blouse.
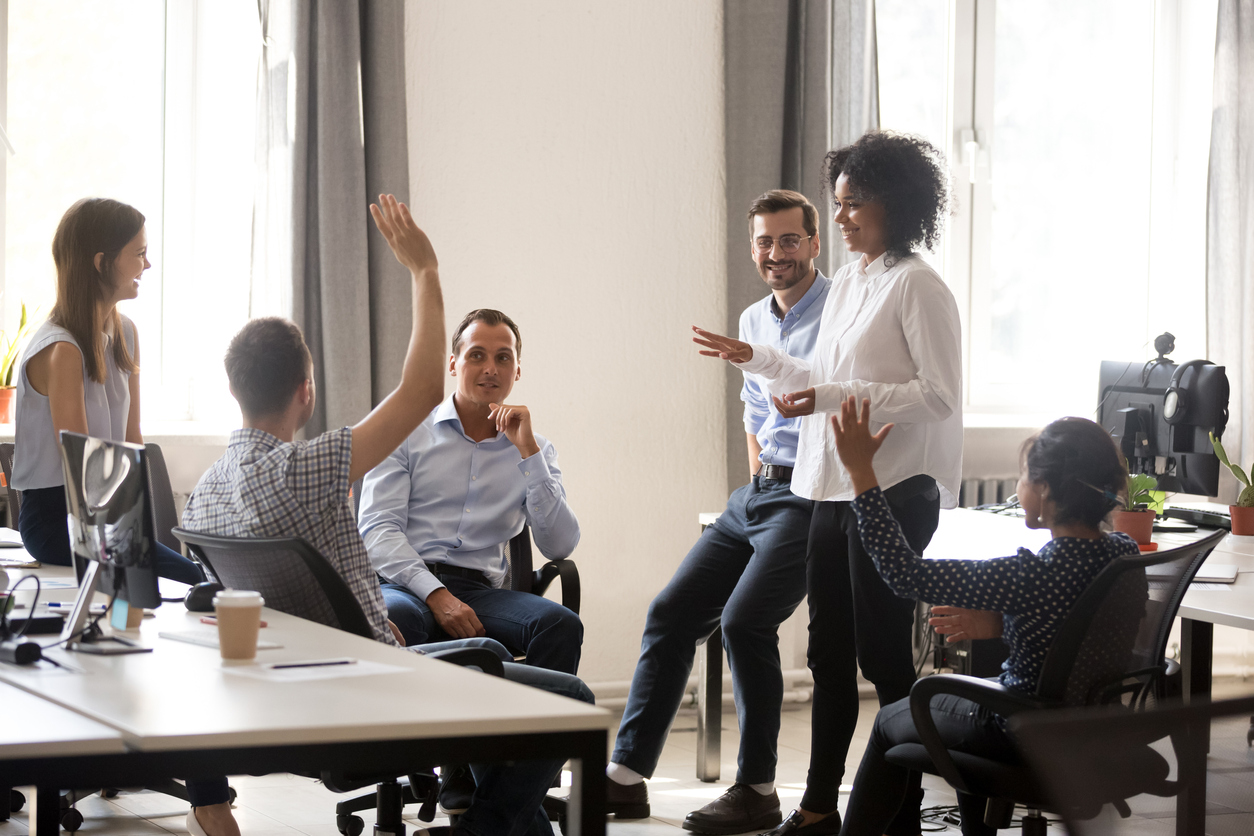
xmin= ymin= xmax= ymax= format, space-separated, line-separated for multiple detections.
xmin=852 ymin=486 xmax=1140 ymax=693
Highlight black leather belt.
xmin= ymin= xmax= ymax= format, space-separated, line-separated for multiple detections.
xmin=759 ymin=463 xmax=793 ymax=481
xmin=425 ymin=562 xmax=491 ymax=587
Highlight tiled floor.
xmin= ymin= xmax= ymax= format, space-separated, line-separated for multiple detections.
xmin=4 ymin=681 xmax=1254 ymax=835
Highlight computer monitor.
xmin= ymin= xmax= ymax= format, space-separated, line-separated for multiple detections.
xmin=1096 ymin=350 xmax=1230 ymax=496
xmin=56 ymin=431 xmax=161 ymax=653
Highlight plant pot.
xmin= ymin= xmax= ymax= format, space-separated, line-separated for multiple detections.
xmin=1112 ymin=508 xmax=1155 ymax=545
xmin=0 ymin=387 xmax=14 ymax=424
xmin=1229 ymin=505 xmax=1254 ymax=536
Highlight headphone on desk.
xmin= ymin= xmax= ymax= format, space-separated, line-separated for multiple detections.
xmin=1163 ymin=359 xmax=1211 ymax=425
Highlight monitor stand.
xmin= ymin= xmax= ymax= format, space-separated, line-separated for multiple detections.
xmin=60 ymin=561 xmax=152 ymax=655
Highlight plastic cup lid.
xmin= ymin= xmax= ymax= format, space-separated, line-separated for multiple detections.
xmin=213 ymin=589 xmax=265 ymax=607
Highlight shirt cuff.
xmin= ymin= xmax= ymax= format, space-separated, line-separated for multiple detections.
xmin=734 ymin=343 xmax=773 ymax=375
xmin=517 ymin=449 xmax=554 ymax=485
xmin=409 ymin=570 xmax=446 ymax=602
xmin=812 ymin=381 xmax=848 ymax=413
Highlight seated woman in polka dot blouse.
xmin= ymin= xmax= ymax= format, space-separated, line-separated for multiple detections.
xmin=829 ymin=396 xmax=1137 ymax=836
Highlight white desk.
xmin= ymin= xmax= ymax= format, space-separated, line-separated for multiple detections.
xmin=0 ymin=581 xmax=611 ymax=835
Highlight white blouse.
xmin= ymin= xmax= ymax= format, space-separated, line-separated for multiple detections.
xmin=12 ymin=317 xmax=136 ymax=491
xmin=737 ymin=253 xmax=963 ymax=507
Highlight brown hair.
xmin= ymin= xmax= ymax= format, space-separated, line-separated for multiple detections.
xmin=451 ymin=309 xmax=522 ymax=358
xmin=49 ymin=198 xmax=143 ymax=383
xmin=224 ymin=317 xmax=313 ymax=418
xmin=747 ymin=189 xmax=819 ymax=238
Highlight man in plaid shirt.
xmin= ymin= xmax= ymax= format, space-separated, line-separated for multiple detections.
xmin=183 ymin=195 xmax=590 ymax=836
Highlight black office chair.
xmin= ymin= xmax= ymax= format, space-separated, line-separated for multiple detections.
xmin=172 ymin=527 xmax=504 ymax=836
xmin=0 ymin=441 xmax=19 ymax=529
xmin=1013 ymin=693 xmax=1254 ymax=835
xmin=885 ymin=529 xmax=1227 ymax=835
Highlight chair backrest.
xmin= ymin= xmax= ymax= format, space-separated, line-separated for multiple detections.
xmin=1013 ymin=693 xmax=1254 ymax=835
xmin=1036 ymin=528 xmax=1227 ymax=707
xmin=0 ymin=441 xmax=19 ymax=529
xmin=144 ymin=443 xmax=180 ymax=553
xmin=172 ymin=527 xmax=375 ymax=639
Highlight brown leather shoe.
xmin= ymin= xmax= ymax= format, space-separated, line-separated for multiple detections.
xmin=605 ymin=777 xmax=650 ymax=819
xmin=758 ymin=808 xmax=842 ymax=836
xmin=682 ymin=783 xmax=782 ymax=835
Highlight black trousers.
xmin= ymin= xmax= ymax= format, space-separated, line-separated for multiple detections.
xmin=800 ymin=477 xmax=940 ymax=824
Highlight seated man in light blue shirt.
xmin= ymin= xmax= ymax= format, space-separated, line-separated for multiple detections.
xmin=606 ymin=190 xmax=830 ymax=835
xmin=358 ymin=308 xmax=583 ymax=675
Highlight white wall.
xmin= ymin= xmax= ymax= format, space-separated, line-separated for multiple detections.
xmin=403 ymin=0 xmax=729 ymax=685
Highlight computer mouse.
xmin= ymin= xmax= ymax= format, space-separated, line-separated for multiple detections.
xmin=184 ymin=582 xmax=225 ymax=613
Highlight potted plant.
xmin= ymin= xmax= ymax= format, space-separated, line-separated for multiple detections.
xmin=1208 ymin=432 xmax=1254 ymax=535
xmin=0 ymin=302 xmax=35 ymax=424
xmin=1111 ymin=472 xmax=1162 ymax=545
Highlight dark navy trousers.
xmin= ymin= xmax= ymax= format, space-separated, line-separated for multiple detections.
xmin=613 ymin=474 xmax=812 ymax=784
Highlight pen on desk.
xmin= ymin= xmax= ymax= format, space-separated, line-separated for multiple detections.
xmin=269 ymin=659 xmax=357 ymax=670
xmin=200 ymin=616 xmax=267 ymax=627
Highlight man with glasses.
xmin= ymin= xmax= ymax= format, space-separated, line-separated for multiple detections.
xmin=605 ymin=190 xmax=830 ymax=835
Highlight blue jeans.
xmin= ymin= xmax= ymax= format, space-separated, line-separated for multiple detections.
xmin=613 ymin=475 xmax=811 ymax=784
xmin=841 ymin=694 xmax=1015 ymax=836
xmin=382 ymin=574 xmax=583 ymax=675
xmin=19 ymin=485 xmax=204 ymax=586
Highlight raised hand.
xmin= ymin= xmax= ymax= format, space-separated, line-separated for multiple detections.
xmin=369 ymin=193 xmax=438 ymax=276
xmin=488 ymin=402 xmax=541 ymax=459
xmin=773 ymin=389 xmax=816 ymax=418
xmin=928 ymin=606 xmax=1004 ymax=643
xmin=692 ymin=326 xmax=754 ymax=364
xmin=831 ymin=396 xmax=893 ymax=492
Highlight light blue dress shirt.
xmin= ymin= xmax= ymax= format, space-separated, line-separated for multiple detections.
xmin=358 ymin=395 xmax=580 ymax=602
xmin=739 ymin=270 xmax=831 ymax=469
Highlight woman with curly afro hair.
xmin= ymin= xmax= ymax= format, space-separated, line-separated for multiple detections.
xmin=693 ymin=132 xmax=963 ymax=836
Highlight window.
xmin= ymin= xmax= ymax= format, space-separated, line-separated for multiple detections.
xmin=3 ymin=0 xmax=262 ymax=427
xmin=876 ymin=0 xmax=1218 ymax=420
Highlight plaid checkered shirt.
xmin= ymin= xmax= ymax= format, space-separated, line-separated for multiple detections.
xmin=182 ymin=426 xmax=401 ymax=647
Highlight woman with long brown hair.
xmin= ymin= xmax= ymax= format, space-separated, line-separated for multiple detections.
xmin=11 ymin=198 xmax=203 ymax=582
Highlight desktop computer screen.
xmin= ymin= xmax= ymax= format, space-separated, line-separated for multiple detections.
xmin=58 ymin=431 xmax=161 ymax=610
xmin=1096 ymin=349 xmax=1229 ymax=497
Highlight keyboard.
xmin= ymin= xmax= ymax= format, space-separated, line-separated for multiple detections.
xmin=1163 ymin=506 xmax=1232 ymax=530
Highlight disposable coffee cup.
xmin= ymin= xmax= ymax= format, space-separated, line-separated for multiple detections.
xmin=213 ymin=589 xmax=265 ymax=660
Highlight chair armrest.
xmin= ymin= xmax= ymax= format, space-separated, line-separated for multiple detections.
xmin=425 ymin=647 xmax=505 ymax=678
xmin=909 ymin=675 xmax=1057 ymax=794
xmin=532 ymin=559 xmax=580 ymax=614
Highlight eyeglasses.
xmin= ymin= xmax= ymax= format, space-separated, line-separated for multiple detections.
xmin=754 ymin=234 xmax=813 ymax=254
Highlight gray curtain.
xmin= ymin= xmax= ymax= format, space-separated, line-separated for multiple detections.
xmin=1207 ymin=0 xmax=1254 ymax=502
xmin=722 ymin=0 xmax=878 ymax=494
xmin=291 ymin=0 xmax=411 ymax=436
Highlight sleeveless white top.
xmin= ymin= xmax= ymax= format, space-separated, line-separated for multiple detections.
xmin=12 ymin=317 xmax=137 ymax=490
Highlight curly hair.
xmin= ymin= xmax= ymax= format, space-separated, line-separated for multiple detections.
xmin=822 ymin=131 xmax=950 ymax=258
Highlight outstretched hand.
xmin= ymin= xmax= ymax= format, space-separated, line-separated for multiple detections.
xmin=929 ymin=606 xmax=1004 ymax=644
xmin=692 ymin=326 xmax=753 ymax=364
xmin=773 ymin=389 xmax=816 ymax=418
xmin=831 ymin=396 xmax=893 ymax=494
xmin=370 ymin=193 xmax=438 ymax=276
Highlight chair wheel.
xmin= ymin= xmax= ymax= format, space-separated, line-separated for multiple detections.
xmin=60 ymin=808 xmax=84 ymax=832
xmin=102 ymin=788 xmax=120 ymax=798
xmin=336 ymin=813 xmax=365 ymax=836
xmin=228 ymin=786 xmax=238 ymax=804
xmin=9 ymin=789 xmax=25 ymax=812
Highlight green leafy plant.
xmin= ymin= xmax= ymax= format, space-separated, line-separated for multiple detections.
xmin=0 ymin=302 xmax=35 ymax=388
xmin=1124 ymin=472 xmax=1164 ymax=513
xmin=1209 ymin=431 xmax=1254 ymax=507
